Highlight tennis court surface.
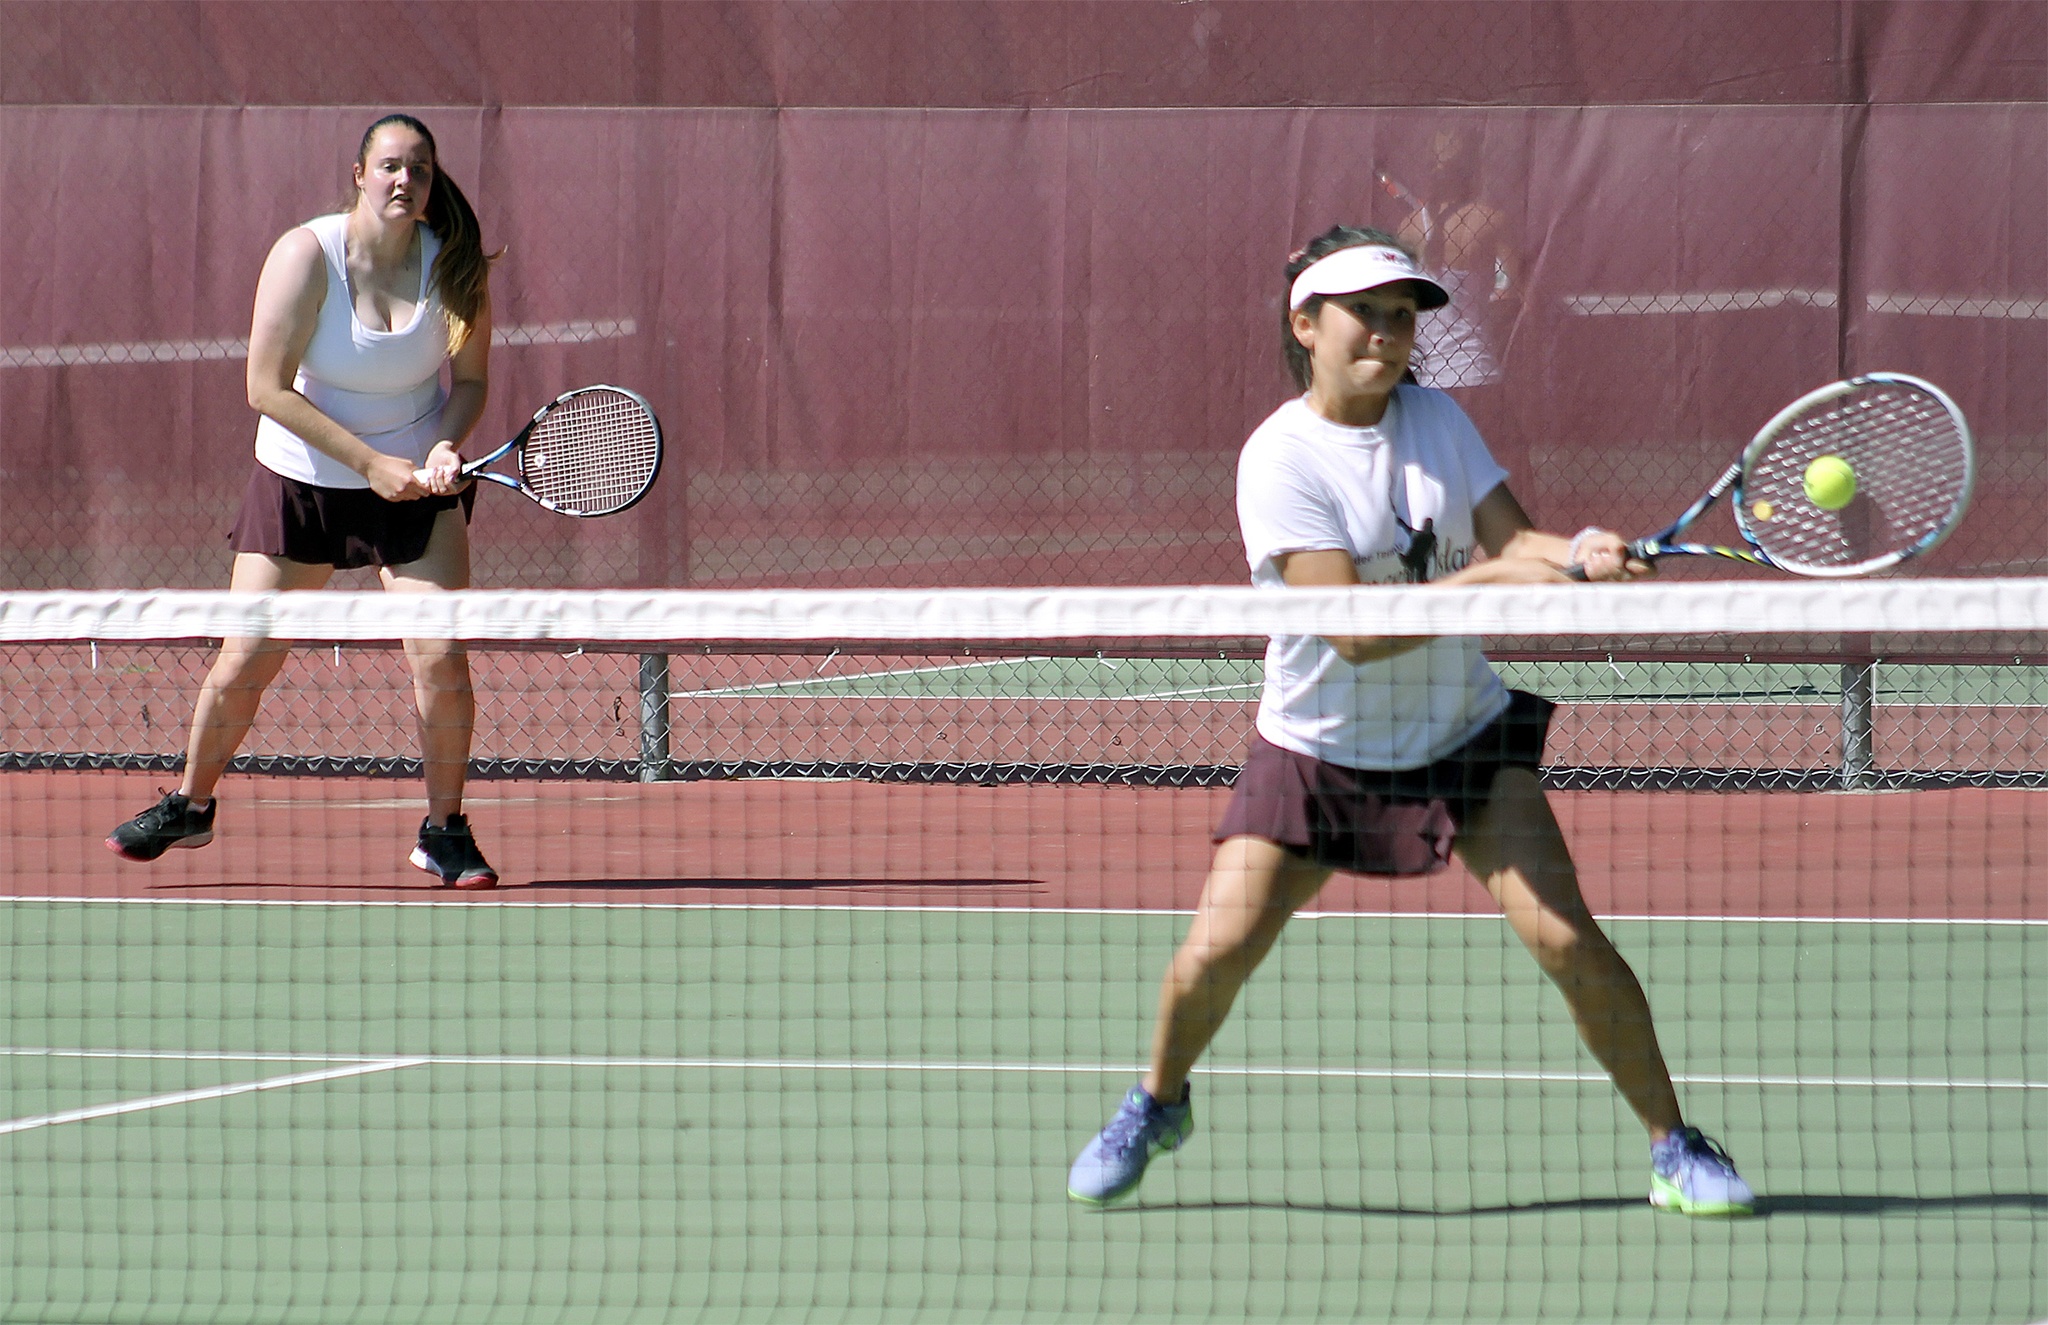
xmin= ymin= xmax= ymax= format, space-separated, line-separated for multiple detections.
xmin=3 ymin=581 xmax=2044 ymax=1322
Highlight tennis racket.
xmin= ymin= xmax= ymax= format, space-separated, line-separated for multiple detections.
xmin=1568 ymin=372 xmax=1974 ymax=579
xmin=1373 ymin=169 xmax=1431 ymax=234
xmin=420 ymin=384 xmax=662 ymax=518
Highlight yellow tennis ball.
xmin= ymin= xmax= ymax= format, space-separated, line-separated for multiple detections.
xmin=1803 ymin=454 xmax=1857 ymax=510
xmin=1751 ymin=500 xmax=1775 ymax=522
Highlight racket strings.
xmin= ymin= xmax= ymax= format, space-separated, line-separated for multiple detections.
xmin=521 ymin=391 xmax=661 ymax=516
xmin=1743 ymin=385 xmax=1970 ymax=571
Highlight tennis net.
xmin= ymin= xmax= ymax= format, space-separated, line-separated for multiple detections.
xmin=2 ymin=579 xmax=2044 ymax=1323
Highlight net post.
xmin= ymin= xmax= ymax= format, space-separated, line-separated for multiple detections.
xmin=638 ymin=652 xmax=670 ymax=783
xmin=1839 ymin=655 xmax=1876 ymax=789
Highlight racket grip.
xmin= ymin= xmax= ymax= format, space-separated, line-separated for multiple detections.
xmin=1565 ymin=540 xmax=1654 ymax=581
xmin=412 ymin=461 xmax=476 ymax=487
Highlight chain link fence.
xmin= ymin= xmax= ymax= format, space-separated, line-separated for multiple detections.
xmin=8 ymin=629 xmax=2042 ymax=790
xmin=3 ymin=0 xmax=2044 ymax=796
xmin=4 ymin=2 xmax=2041 ymax=596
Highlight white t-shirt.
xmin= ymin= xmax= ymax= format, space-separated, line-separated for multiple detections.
xmin=253 ymin=213 xmax=450 ymax=488
xmin=1236 ymin=386 xmax=1512 ymax=771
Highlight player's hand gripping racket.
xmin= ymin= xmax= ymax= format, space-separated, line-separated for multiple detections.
xmin=1567 ymin=372 xmax=1973 ymax=579
xmin=420 ymin=384 xmax=663 ymax=518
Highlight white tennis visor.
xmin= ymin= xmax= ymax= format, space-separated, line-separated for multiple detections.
xmin=1288 ymin=245 xmax=1450 ymax=311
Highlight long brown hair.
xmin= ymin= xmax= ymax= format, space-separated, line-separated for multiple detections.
xmin=348 ymin=114 xmax=497 ymax=355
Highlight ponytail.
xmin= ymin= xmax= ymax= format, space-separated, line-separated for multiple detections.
xmin=422 ymin=163 xmax=493 ymax=356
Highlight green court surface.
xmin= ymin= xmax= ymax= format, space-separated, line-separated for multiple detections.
xmin=3 ymin=901 xmax=2042 ymax=1323
xmin=692 ymin=653 xmax=2048 ymax=708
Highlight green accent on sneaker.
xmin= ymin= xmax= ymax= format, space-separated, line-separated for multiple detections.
xmin=1649 ymin=1127 xmax=1757 ymax=1217
xmin=1067 ymin=1084 xmax=1194 ymax=1206
xmin=1650 ymin=1171 xmax=1754 ymax=1217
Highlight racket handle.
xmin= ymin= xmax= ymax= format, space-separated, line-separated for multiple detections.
xmin=412 ymin=461 xmax=477 ymax=486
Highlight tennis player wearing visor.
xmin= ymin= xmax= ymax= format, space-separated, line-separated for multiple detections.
xmin=1068 ymin=227 xmax=1755 ymax=1218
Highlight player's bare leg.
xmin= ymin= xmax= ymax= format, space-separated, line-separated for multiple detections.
xmin=106 ymin=552 xmax=326 ymax=862
xmin=384 ymin=508 xmax=495 ymax=887
xmin=1145 ymin=836 xmax=1331 ymax=1101
xmin=1457 ymin=768 xmax=1757 ymax=1215
xmin=183 ymin=552 xmax=332 ymax=802
xmin=1070 ymin=837 xmax=1328 ymax=1204
xmin=384 ymin=508 xmax=473 ymax=825
xmin=1456 ymin=766 xmax=1683 ymax=1137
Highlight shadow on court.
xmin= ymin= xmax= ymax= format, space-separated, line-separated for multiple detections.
xmin=514 ymin=876 xmax=1043 ymax=891
xmin=142 ymin=879 xmax=474 ymax=893
xmin=1754 ymin=1191 xmax=2048 ymax=1216
xmin=134 ymin=876 xmax=1045 ymax=893
xmin=1109 ymin=1192 xmax=2048 ymax=1218
xmin=1105 ymin=1196 xmax=1646 ymax=1218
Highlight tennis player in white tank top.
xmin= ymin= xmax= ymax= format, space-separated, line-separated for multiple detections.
xmin=106 ymin=115 xmax=502 ymax=889
xmin=1069 ymin=229 xmax=1756 ymax=1218
xmin=251 ymin=211 xmax=452 ymax=488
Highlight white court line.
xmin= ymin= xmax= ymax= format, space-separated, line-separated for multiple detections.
xmin=1112 ymin=682 xmax=1261 ymax=700
xmin=678 ymin=686 xmax=2028 ymax=704
xmin=677 ymin=654 xmax=1059 ymax=698
xmin=673 ymin=655 xmax=1259 ymax=701
xmin=1 ymin=1047 xmax=392 ymax=1065
xmin=679 ymin=678 xmax=1261 ymax=702
xmin=0 ymin=1057 xmax=423 ymax=1135
xmin=1 ymin=896 xmax=2042 ymax=924
xmin=2 ymin=1048 xmax=2036 ymax=1094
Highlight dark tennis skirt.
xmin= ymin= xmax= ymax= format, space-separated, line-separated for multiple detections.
xmin=1213 ymin=689 xmax=1555 ymax=877
xmin=228 ymin=464 xmax=475 ymax=570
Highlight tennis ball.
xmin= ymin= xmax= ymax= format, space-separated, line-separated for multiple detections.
xmin=1803 ymin=454 xmax=1857 ymax=510
xmin=1751 ymin=500 xmax=1775 ymax=522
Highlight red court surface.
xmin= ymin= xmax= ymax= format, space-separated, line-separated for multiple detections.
xmin=6 ymin=772 xmax=2039 ymax=920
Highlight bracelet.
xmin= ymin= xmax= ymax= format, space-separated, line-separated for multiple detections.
xmin=1567 ymin=527 xmax=1612 ymax=564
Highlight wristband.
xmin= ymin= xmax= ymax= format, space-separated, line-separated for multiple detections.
xmin=1567 ymin=527 xmax=1612 ymax=564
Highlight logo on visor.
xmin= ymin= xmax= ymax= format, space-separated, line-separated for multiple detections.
xmin=1367 ymin=247 xmax=1420 ymax=275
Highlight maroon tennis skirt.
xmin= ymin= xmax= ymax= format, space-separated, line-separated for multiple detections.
xmin=228 ymin=464 xmax=475 ymax=570
xmin=1213 ymin=689 xmax=1555 ymax=876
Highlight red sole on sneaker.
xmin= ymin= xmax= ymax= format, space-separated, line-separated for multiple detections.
xmin=105 ymin=833 xmax=211 ymax=861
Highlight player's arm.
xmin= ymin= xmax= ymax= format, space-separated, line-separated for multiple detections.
xmin=1473 ymin=483 xmax=1646 ymax=581
xmin=1278 ymin=485 xmax=1601 ymax=663
xmin=1274 ymin=548 xmax=1423 ymax=665
xmin=245 ymin=229 xmax=425 ymax=501
xmin=418 ymin=288 xmax=492 ymax=494
xmin=1279 ymin=534 xmax=1574 ymax=665
xmin=1475 ymin=204 xmax=1522 ymax=310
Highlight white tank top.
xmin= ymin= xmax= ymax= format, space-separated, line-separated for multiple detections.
xmin=252 ymin=213 xmax=449 ymax=488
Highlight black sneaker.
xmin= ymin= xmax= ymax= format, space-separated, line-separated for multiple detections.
xmin=409 ymin=813 xmax=499 ymax=889
xmin=106 ymin=791 xmax=216 ymax=862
